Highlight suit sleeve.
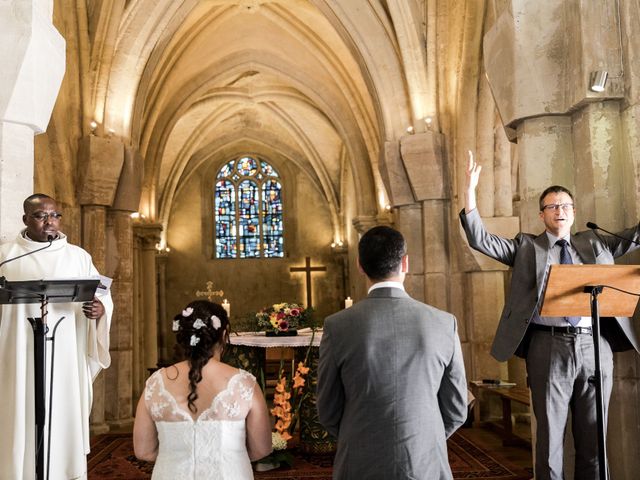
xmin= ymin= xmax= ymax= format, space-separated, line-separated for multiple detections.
xmin=437 ymin=315 xmax=468 ymax=438
xmin=316 ymin=321 xmax=345 ymax=438
xmin=459 ymin=208 xmax=519 ymax=267
xmin=607 ymin=223 xmax=640 ymax=258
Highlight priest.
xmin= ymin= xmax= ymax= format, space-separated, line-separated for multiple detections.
xmin=0 ymin=193 xmax=113 ymax=479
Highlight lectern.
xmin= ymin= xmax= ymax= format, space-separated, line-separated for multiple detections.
xmin=0 ymin=277 xmax=99 ymax=480
xmin=540 ymin=264 xmax=640 ymax=480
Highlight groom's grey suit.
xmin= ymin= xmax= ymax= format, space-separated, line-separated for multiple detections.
xmin=317 ymin=287 xmax=467 ymax=480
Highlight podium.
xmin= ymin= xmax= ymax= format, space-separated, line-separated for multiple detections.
xmin=540 ymin=264 xmax=640 ymax=480
xmin=0 ymin=277 xmax=99 ymax=480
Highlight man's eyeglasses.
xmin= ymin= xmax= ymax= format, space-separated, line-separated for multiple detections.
xmin=30 ymin=212 xmax=63 ymax=222
xmin=541 ymin=203 xmax=574 ymax=212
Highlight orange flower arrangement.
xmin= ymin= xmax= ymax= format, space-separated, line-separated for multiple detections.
xmin=255 ymin=331 xmax=315 ymax=471
xmin=271 ymin=361 xmax=309 ymax=443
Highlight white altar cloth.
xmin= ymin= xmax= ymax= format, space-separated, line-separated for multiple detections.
xmin=229 ymin=329 xmax=322 ymax=348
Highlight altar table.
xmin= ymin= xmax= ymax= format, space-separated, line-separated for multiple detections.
xmin=224 ymin=330 xmax=335 ymax=454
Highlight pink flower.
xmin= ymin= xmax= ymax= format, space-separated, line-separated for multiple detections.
xmin=289 ymin=308 xmax=300 ymax=317
xmin=278 ymin=320 xmax=289 ymax=331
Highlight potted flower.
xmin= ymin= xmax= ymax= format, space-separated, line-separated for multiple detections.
xmin=255 ymin=302 xmax=312 ymax=336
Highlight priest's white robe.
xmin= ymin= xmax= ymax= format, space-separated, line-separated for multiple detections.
xmin=0 ymin=232 xmax=112 ymax=480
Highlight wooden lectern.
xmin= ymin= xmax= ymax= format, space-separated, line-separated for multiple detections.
xmin=540 ymin=264 xmax=640 ymax=480
xmin=0 ymin=277 xmax=99 ymax=480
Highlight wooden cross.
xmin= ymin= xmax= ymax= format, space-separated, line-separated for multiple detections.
xmin=195 ymin=281 xmax=224 ymax=301
xmin=289 ymin=257 xmax=327 ymax=308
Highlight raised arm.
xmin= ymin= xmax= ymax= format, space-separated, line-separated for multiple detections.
xmin=465 ymin=150 xmax=482 ymax=213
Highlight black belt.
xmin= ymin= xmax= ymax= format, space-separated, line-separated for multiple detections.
xmin=530 ymin=324 xmax=592 ymax=336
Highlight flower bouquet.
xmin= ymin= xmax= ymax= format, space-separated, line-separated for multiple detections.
xmin=255 ymin=302 xmax=312 ymax=336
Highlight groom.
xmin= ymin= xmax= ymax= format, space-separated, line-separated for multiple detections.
xmin=317 ymin=225 xmax=468 ymax=480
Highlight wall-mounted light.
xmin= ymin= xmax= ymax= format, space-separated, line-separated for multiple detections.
xmin=107 ymin=128 xmax=115 ymax=137
xmin=406 ymin=125 xmax=414 ymax=134
xmin=130 ymin=212 xmax=146 ymax=220
xmin=590 ymin=70 xmax=608 ymax=92
xmin=384 ymin=204 xmax=392 ymax=211
xmin=89 ymin=120 xmax=98 ymax=135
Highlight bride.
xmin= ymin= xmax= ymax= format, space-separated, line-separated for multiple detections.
xmin=133 ymin=300 xmax=272 ymax=479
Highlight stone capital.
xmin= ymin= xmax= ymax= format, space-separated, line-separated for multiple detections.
xmin=133 ymin=223 xmax=163 ymax=250
xmin=352 ymin=213 xmax=394 ymax=235
xmin=77 ymin=136 xmax=125 ymax=206
xmin=484 ymin=2 xmax=623 ymax=130
xmin=400 ymin=131 xmax=447 ymax=201
xmin=379 ymin=141 xmax=415 ymax=207
xmin=112 ymin=146 xmax=143 ymax=212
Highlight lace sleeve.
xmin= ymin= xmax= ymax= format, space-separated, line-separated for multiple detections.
xmin=204 ymin=370 xmax=257 ymax=422
xmin=144 ymin=370 xmax=191 ymax=422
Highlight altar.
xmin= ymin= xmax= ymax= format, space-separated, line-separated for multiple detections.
xmin=224 ymin=329 xmax=335 ymax=454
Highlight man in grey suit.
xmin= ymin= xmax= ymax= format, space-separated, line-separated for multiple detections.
xmin=460 ymin=154 xmax=640 ymax=480
xmin=317 ymin=225 xmax=467 ymax=480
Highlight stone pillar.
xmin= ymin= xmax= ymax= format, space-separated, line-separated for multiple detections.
xmin=103 ymin=209 xmax=134 ymax=428
xmin=133 ymin=224 xmax=162 ymax=376
xmin=77 ymin=135 xmax=125 ymax=432
xmin=156 ymin=252 xmax=170 ymax=367
xmin=572 ymin=101 xmax=640 ymax=479
xmin=83 ymin=205 xmax=109 ymax=433
xmin=0 ymin=1 xmax=65 ymax=240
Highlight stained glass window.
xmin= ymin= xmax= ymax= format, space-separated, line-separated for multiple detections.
xmin=214 ymin=156 xmax=283 ymax=258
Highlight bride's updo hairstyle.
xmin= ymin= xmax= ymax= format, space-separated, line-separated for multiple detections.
xmin=173 ymin=300 xmax=230 ymax=412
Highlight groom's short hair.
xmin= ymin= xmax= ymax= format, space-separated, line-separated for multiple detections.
xmin=358 ymin=225 xmax=406 ymax=281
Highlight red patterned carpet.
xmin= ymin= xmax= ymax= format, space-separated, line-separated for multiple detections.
xmin=88 ymin=430 xmax=531 ymax=479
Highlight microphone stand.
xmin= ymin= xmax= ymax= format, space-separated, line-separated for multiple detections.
xmin=584 ymin=222 xmax=640 ymax=479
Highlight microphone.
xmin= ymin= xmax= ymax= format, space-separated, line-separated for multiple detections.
xmin=0 ymin=236 xmax=55 ymax=270
xmin=586 ymin=222 xmax=640 ymax=246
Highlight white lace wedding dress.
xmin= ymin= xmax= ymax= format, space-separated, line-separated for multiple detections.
xmin=143 ymin=368 xmax=257 ymax=479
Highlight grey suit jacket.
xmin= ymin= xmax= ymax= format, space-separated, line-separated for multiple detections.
xmin=316 ymin=287 xmax=467 ymax=480
xmin=459 ymin=208 xmax=640 ymax=361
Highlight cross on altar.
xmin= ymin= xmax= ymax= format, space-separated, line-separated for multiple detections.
xmin=289 ymin=257 xmax=327 ymax=308
xmin=195 ymin=281 xmax=224 ymax=301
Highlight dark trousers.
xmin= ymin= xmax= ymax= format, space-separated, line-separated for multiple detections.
xmin=526 ymin=330 xmax=613 ymax=480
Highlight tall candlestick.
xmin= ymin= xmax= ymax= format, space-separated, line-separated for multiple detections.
xmin=344 ymin=297 xmax=353 ymax=308
xmin=222 ymin=299 xmax=231 ymax=317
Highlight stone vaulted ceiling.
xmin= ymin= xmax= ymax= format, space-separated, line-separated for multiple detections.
xmin=88 ymin=0 xmax=416 ymax=237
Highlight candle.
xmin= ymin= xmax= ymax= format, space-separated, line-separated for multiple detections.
xmin=344 ymin=297 xmax=353 ymax=308
xmin=222 ymin=299 xmax=231 ymax=317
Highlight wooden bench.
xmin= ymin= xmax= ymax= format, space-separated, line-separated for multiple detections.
xmin=469 ymin=382 xmax=531 ymax=447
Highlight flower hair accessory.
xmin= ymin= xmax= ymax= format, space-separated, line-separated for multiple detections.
xmin=193 ymin=318 xmax=206 ymax=329
xmin=190 ymin=334 xmax=200 ymax=346
xmin=182 ymin=307 xmax=194 ymax=317
xmin=211 ymin=315 xmax=221 ymax=330
xmin=172 ymin=319 xmax=180 ymax=332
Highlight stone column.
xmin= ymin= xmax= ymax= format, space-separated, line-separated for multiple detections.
xmin=572 ymin=101 xmax=640 ymax=479
xmin=103 ymin=209 xmax=134 ymax=428
xmin=156 ymin=251 xmax=170 ymax=366
xmin=77 ymin=135 xmax=125 ymax=432
xmin=83 ymin=205 xmax=109 ymax=434
xmin=0 ymin=1 xmax=65 ymax=240
xmin=133 ymin=224 xmax=162 ymax=377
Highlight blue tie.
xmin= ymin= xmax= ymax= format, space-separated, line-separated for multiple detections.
xmin=556 ymin=239 xmax=581 ymax=327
